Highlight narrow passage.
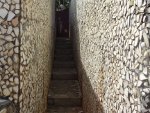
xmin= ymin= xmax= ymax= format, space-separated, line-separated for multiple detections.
xmin=47 ymin=37 xmax=83 ymax=113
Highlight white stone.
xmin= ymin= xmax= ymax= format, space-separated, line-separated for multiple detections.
xmin=3 ymin=3 xmax=9 ymax=10
xmin=124 ymin=88 xmax=128 ymax=96
xmin=4 ymin=42 xmax=14 ymax=50
xmin=7 ymin=57 xmax=13 ymax=65
xmin=141 ymin=42 xmax=145 ymax=48
xmin=7 ymin=26 xmax=13 ymax=34
xmin=14 ymin=27 xmax=19 ymax=36
xmin=7 ymin=11 xmax=15 ymax=21
xmin=13 ymin=54 xmax=19 ymax=63
xmin=143 ymin=32 xmax=149 ymax=47
xmin=12 ymin=0 xmax=20 ymax=3
xmin=15 ymin=39 xmax=19 ymax=46
xmin=13 ymin=86 xmax=18 ymax=93
xmin=3 ymin=88 xmax=10 ymax=96
xmin=6 ymin=0 xmax=11 ymax=4
xmin=5 ymin=35 xmax=13 ymax=41
xmin=144 ymin=50 xmax=150 ymax=58
xmin=14 ymin=47 xmax=19 ymax=53
xmin=139 ymin=73 xmax=147 ymax=80
xmin=0 ymin=26 xmax=7 ymax=34
xmin=137 ymin=80 xmax=142 ymax=87
xmin=14 ymin=77 xmax=19 ymax=84
xmin=143 ymin=82 xmax=149 ymax=86
xmin=143 ymin=67 xmax=147 ymax=75
xmin=1 ymin=0 xmax=6 ymax=3
xmin=136 ymin=0 xmax=143 ymax=7
xmin=9 ymin=77 xmax=13 ymax=82
xmin=13 ymin=94 xmax=18 ymax=99
xmin=134 ymin=37 xmax=139 ymax=46
xmin=0 ymin=39 xmax=5 ymax=46
xmin=0 ymin=8 xmax=8 ymax=19
xmin=9 ymin=97 xmax=13 ymax=101
xmin=11 ymin=5 xmax=15 ymax=11
xmin=2 ymin=85 xmax=6 ymax=89
xmin=0 ymin=58 xmax=6 ymax=65
xmin=15 ymin=10 xmax=20 ymax=14
xmin=139 ymin=64 xmax=143 ymax=71
xmin=142 ymin=91 xmax=146 ymax=96
xmin=16 ymin=4 xmax=20 ymax=9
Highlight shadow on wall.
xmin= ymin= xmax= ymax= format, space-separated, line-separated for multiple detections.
xmin=70 ymin=2 xmax=104 ymax=112
xmin=79 ymin=62 xmax=104 ymax=113
xmin=72 ymin=29 xmax=104 ymax=113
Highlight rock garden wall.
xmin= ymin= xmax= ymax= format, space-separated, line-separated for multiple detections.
xmin=70 ymin=0 xmax=150 ymax=113
xmin=0 ymin=0 xmax=55 ymax=113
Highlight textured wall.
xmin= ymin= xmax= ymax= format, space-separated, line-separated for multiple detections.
xmin=0 ymin=0 xmax=21 ymax=107
xmin=19 ymin=0 xmax=55 ymax=113
xmin=70 ymin=0 xmax=150 ymax=113
xmin=0 ymin=104 xmax=16 ymax=113
xmin=0 ymin=0 xmax=55 ymax=113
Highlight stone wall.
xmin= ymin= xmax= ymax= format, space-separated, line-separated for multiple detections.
xmin=0 ymin=0 xmax=55 ymax=113
xmin=19 ymin=0 xmax=55 ymax=113
xmin=0 ymin=0 xmax=21 ymax=109
xmin=70 ymin=0 xmax=150 ymax=113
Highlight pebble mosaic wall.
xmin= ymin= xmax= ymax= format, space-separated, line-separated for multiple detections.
xmin=70 ymin=0 xmax=150 ymax=113
xmin=0 ymin=0 xmax=55 ymax=113
xmin=0 ymin=0 xmax=21 ymax=109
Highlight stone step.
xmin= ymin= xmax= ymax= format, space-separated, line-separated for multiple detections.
xmin=54 ymin=54 xmax=74 ymax=61
xmin=47 ymin=107 xmax=83 ymax=113
xmin=55 ymin=39 xmax=72 ymax=44
xmin=56 ymin=37 xmax=70 ymax=40
xmin=55 ymin=49 xmax=73 ymax=55
xmin=48 ymin=80 xmax=82 ymax=107
xmin=56 ymin=38 xmax=71 ymax=41
xmin=55 ymin=44 xmax=72 ymax=49
xmin=55 ymin=40 xmax=72 ymax=44
xmin=53 ymin=61 xmax=75 ymax=68
xmin=52 ymin=68 xmax=77 ymax=80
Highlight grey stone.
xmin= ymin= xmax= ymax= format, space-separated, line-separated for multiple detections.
xmin=7 ymin=11 xmax=15 ymax=21
xmin=0 ymin=8 xmax=8 ymax=19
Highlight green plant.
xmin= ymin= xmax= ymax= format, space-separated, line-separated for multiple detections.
xmin=56 ymin=0 xmax=70 ymax=10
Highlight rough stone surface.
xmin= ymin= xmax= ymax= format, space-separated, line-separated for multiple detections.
xmin=19 ymin=0 xmax=55 ymax=113
xmin=70 ymin=0 xmax=150 ymax=113
xmin=0 ymin=0 xmax=55 ymax=113
xmin=0 ymin=0 xmax=20 ymax=109
xmin=0 ymin=99 xmax=15 ymax=113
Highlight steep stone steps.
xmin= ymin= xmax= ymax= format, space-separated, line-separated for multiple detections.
xmin=48 ymin=37 xmax=83 ymax=113
xmin=48 ymin=80 xmax=82 ymax=107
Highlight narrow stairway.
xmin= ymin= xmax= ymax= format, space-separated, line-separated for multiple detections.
xmin=47 ymin=38 xmax=83 ymax=113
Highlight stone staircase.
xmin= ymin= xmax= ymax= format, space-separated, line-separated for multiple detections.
xmin=47 ymin=38 xmax=83 ymax=113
